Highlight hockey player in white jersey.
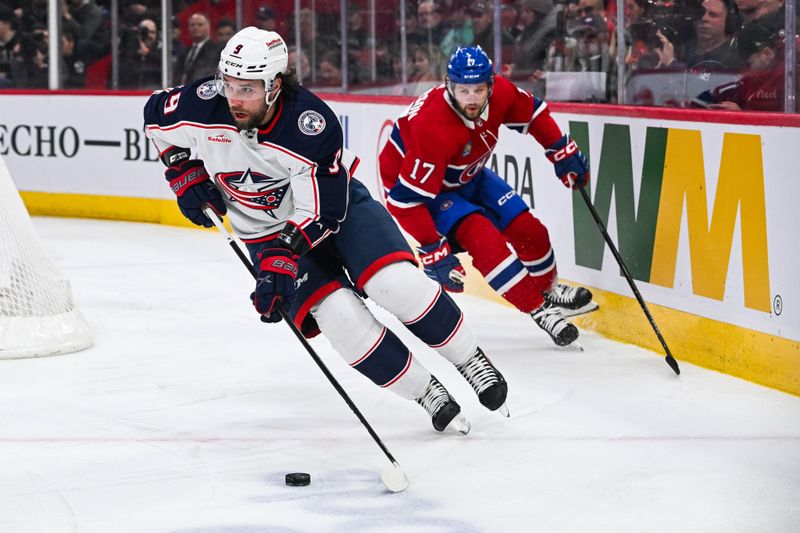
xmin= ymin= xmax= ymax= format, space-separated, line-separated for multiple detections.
xmin=144 ymin=27 xmax=509 ymax=432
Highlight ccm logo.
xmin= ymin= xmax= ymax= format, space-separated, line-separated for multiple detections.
xmin=420 ymin=248 xmax=449 ymax=265
xmin=550 ymin=140 xmax=578 ymax=162
xmin=498 ymin=190 xmax=515 ymax=206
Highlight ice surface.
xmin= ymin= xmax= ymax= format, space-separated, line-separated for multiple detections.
xmin=0 ymin=218 xmax=798 ymax=533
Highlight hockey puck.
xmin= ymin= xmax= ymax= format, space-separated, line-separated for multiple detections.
xmin=285 ymin=472 xmax=311 ymax=486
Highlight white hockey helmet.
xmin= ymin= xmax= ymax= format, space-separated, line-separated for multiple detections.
xmin=216 ymin=26 xmax=288 ymax=105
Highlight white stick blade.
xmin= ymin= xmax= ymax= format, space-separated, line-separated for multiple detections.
xmin=380 ymin=463 xmax=409 ymax=493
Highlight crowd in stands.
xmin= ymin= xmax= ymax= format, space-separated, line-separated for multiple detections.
xmin=0 ymin=0 xmax=796 ymax=111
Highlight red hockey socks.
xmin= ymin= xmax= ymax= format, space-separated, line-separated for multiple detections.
xmin=454 ymin=214 xmax=544 ymax=313
xmin=502 ymin=211 xmax=557 ymax=293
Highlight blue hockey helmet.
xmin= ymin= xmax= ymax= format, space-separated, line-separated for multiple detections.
xmin=446 ymin=46 xmax=494 ymax=85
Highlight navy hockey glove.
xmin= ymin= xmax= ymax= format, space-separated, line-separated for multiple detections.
xmin=417 ymin=238 xmax=466 ymax=293
xmin=165 ymin=159 xmax=227 ymax=228
xmin=251 ymin=247 xmax=299 ymax=323
xmin=545 ymin=135 xmax=590 ymax=190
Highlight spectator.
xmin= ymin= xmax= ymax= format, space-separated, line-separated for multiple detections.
xmin=174 ymin=13 xmax=220 ymax=85
xmin=698 ymin=24 xmax=794 ymax=111
xmin=418 ymin=0 xmax=448 ymax=55
xmin=64 ymin=0 xmax=109 ymax=61
xmin=296 ymin=8 xmax=337 ymax=81
xmin=171 ymin=16 xmax=186 ymax=72
xmin=502 ymin=3 xmax=520 ymax=39
xmin=216 ymin=18 xmax=236 ymax=45
xmin=684 ymin=0 xmax=741 ymax=71
xmin=750 ymin=0 xmax=799 ymax=35
xmin=409 ymin=44 xmax=446 ymax=94
xmin=440 ymin=1 xmax=474 ymax=57
xmin=288 ymin=46 xmax=312 ymax=82
xmin=511 ymin=0 xmax=556 ymax=78
xmin=62 ymin=28 xmax=87 ymax=88
xmin=345 ymin=3 xmax=370 ymax=84
xmin=17 ymin=0 xmax=47 ymax=34
xmin=254 ymin=6 xmax=277 ymax=32
xmin=317 ymin=49 xmax=343 ymax=87
xmin=570 ymin=14 xmax=611 ymax=73
xmin=734 ymin=0 xmax=760 ymax=24
xmin=11 ymin=27 xmax=48 ymax=89
xmin=467 ymin=0 xmax=514 ymax=61
xmin=120 ymin=18 xmax=162 ymax=89
xmin=0 ymin=6 xmax=19 ymax=88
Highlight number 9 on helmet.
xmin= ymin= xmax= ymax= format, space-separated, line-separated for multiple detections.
xmin=216 ymin=26 xmax=288 ymax=107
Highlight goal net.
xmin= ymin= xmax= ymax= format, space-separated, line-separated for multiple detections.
xmin=0 ymin=155 xmax=93 ymax=359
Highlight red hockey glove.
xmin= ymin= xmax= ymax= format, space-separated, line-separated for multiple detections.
xmin=165 ymin=159 xmax=227 ymax=227
xmin=417 ymin=238 xmax=466 ymax=293
xmin=251 ymin=247 xmax=299 ymax=323
xmin=545 ymin=135 xmax=590 ymax=190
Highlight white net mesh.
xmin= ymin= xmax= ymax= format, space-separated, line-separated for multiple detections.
xmin=0 ymin=155 xmax=92 ymax=359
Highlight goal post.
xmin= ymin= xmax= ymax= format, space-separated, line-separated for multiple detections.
xmin=0 ymin=155 xmax=93 ymax=359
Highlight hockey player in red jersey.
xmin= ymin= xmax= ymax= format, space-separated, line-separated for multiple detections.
xmin=144 ymin=28 xmax=512 ymax=433
xmin=379 ymin=45 xmax=596 ymax=347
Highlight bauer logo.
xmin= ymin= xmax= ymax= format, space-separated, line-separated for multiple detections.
xmin=570 ymin=122 xmax=771 ymax=313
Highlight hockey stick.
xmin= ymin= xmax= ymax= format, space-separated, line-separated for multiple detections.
xmin=576 ymin=187 xmax=681 ymax=375
xmin=202 ymin=207 xmax=409 ymax=492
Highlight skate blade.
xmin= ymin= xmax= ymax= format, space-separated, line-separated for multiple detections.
xmin=497 ymin=403 xmax=510 ymax=418
xmin=448 ymin=414 xmax=471 ymax=435
xmin=558 ymin=301 xmax=599 ymax=318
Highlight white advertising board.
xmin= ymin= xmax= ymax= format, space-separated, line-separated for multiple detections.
xmin=1 ymin=93 xmax=797 ymax=342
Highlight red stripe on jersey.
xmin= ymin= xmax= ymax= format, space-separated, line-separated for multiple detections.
xmin=146 ymin=121 xmax=238 ymax=133
xmin=294 ymin=280 xmax=344 ymax=338
xmin=381 ymin=352 xmax=413 ymax=388
xmin=355 ymin=251 xmax=417 ymax=291
xmin=404 ymin=286 xmax=442 ymax=325
xmin=257 ymin=98 xmax=284 ymax=135
xmin=429 ymin=313 xmax=464 ymax=349
xmin=350 ymin=328 xmax=387 ymax=366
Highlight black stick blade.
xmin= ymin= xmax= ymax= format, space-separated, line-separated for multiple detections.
xmin=665 ymin=354 xmax=681 ymax=375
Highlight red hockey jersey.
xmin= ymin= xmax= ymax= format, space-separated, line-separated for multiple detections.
xmin=378 ymin=74 xmax=562 ymax=245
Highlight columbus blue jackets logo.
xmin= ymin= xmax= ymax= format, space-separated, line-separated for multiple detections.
xmin=196 ymin=80 xmax=218 ymax=100
xmin=298 ymin=110 xmax=326 ymax=136
xmin=216 ymin=168 xmax=288 ymax=215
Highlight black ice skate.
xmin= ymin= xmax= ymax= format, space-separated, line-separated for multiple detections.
xmin=532 ymin=301 xmax=579 ymax=346
xmin=544 ymin=283 xmax=598 ymax=317
xmin=456 ymin=347 xmax=509 ymax=417
xmin=416 ymin=376 xmax=471 ymax=434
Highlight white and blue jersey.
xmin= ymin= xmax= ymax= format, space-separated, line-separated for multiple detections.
xmin=144 ymin=78 xmax=416 ymax=337
xmin=144 ymin=77 xmax=353 ymax=246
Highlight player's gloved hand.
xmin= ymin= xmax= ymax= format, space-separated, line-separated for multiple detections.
xmin=165 ymin=159 xmax=227 ymax=227
xmin=545 ymin=135 xmax=590 ymax=190
xmin=251 ymin=247 xmax=299 ymax=323
xmin=417 ymin=238 xmax=466 ymax=293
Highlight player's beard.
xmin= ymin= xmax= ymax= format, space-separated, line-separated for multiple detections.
xmin=459 ymin=103 xmax=483 ymax=120
xmin=229 ymin=103 xmax=268 ymax=130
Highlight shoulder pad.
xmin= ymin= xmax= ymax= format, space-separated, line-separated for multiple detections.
xmin=271 ymin=88 xmax=343 ymax=162
xmin=143 ymin=77 xmax=231 ymax=128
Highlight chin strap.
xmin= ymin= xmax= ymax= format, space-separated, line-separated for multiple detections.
xmin=265 ymin=86 xmax=282 ymax=110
